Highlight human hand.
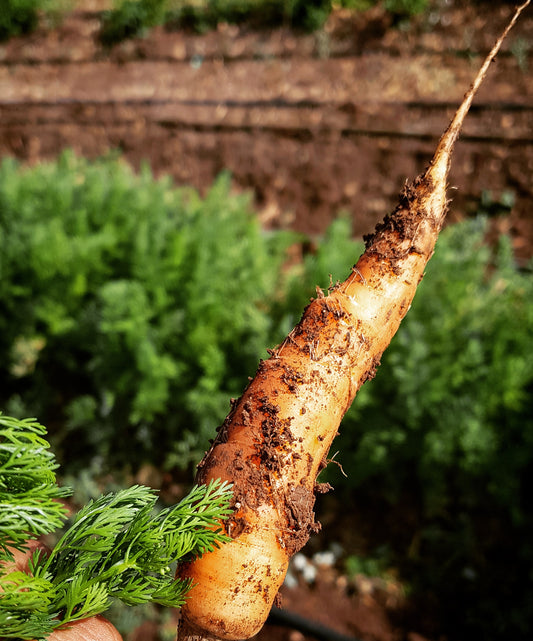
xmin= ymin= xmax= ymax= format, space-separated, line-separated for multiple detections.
xmin=3 ymin=543 xmax=123 ymax=641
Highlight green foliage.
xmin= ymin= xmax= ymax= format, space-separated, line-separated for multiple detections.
xmin=0 ymin=414 xmax=70 ymax=557
xmin=100 ymin=0 xmax=168 ymax=45
xmin=0 ymin=0 xmax=72 ymax=40
xmin=335 ymin=0 xmax=374 ymax=10
xmin=100 ymin=0 xmax=334 ymax=42
xmin=0 ymin=415 xmax=233 ymax=639
xmin=0 ymin=152 xmax=291 ymax=471
xmin=0 ymin=0 xmax=431 ymax=43
xmin=32 ymin=480 xmax=232 ymax=625
xmin=98 ymin=0 xmax=432 ymax=44
xmin=474 ymin=188 xmax=515 ymax=218
xmin=384 ymin=0 xmax=428 ymax=18
xmin=0 ymin=0 xmax=40 ymax=40
xmin=344 ymin=548 xmax=392 ymax=580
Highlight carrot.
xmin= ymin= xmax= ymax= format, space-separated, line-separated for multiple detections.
xmin=177 ymin=3 xmax=531 ymax=640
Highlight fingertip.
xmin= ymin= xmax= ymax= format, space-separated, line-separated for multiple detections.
xmin=49 ymin=616 xmax=123 ymax=641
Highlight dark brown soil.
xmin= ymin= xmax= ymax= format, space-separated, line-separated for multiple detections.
xmin=0 ymin=1 xmax=532 ymax=262
xmin=1 ymin=2 xmax=532 ymax=640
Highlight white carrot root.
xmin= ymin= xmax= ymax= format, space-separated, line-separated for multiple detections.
xmin=176 ymin=3 xmax=530 ymax=640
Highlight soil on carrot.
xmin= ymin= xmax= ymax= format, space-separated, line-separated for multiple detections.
xmin=197 ymin=363 xmax=321 ymax=557
xmin=1 ymin=3 xmax=532 ymax=640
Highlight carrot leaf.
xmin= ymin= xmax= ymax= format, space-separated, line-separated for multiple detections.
xmin=0 ymin=415 xmax=233 ymax=639
xmin=0 ymin=414 xmax=70 ymax=559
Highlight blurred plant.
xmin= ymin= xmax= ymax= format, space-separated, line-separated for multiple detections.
xmin=0 ymin=0 xmax=73 ymax=40
xmin=510 ymin=36 xmax=530 ymax=72
xmin=0 ymin=152 xmax=293 ymax=473
xmin=474 ymin=189 xmax=515 ymax=218
xmin=166 ymin=0 xmax=334 ymax=35
xmin=99 ymin=0 xmax=168 ymax=44
xmin=41 ymin=0 xmax=74 ymax=29
xmin=384 ymin=0 xmax=428 ymax=18
xmin=99 ymin=0 xmax=432 ymax=43
xmin=99 ymin=0 xmax=333 ymax=43
xmin=0 ymin=0 xmax=41 ymax=40
xmin=0 ymin=0 xmax=433 ymax=43
xmin=344 ymin=548 xmax=392 ymax=580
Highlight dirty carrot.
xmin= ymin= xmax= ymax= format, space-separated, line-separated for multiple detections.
xmin=177 ymin=3 xmax=531 ymax=640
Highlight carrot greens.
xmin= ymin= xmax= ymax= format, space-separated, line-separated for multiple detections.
xmin=34 ymin=481 xmax=233 ymax=619
xmin=0 ymin=414 xmax=233 ymax=640
xmin=0 ymin=414 xmax=70 ymax=557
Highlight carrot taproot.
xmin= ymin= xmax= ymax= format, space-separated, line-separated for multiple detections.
xmin=177 ymin=4 xmax=531 ymax=640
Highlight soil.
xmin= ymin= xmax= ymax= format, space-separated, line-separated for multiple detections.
xmin=0 ymin=1 xmax=532 ymax=262
xmin=1 ymin=2 xmax=532 ymax=641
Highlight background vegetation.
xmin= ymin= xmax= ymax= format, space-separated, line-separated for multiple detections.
xmin=1 ymin=152 xmax=532 ymax=639
xmin=0 ymin=0 xmax=430 ymax=43
xmin=0 ymin=153 xmax=293 ymax=471
xmin=0 ymin=0 xmax=42 ymax=40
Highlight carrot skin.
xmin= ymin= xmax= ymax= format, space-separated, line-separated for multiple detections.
xmin=178 ymin=189 xmax=437 ymax=640
xmin=177 ymin=3 xmax=530 ymax=640
xmin=178 ymin=506 xmax=288 ymax=639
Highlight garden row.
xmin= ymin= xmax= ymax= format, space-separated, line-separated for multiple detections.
xmin=1 ymin=152 xmax=532 ymax=638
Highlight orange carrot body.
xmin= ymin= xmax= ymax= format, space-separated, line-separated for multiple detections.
xmin=178 ymin=173 xmax=444 ymax=641
xmin=177 ymin=4 xmax=530 ymax=640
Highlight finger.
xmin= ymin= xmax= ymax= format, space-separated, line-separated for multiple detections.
xmin=48 ymin=616 xmax=123 ymax=641
xmin=2 ymin=541 xmax=49 ymax=574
